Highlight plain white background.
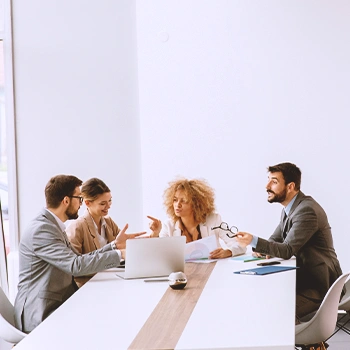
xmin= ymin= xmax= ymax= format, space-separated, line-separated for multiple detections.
xmin=11 ymin=1 xmax=143 ymax=231
xmin=11 ymin=0 xmax=350 ymax=274
xmin=137 ymin=1 xmax=350 ymax=271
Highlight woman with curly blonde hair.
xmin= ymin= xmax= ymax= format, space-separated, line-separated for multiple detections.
xmin=151 ymin=178 xmax=245 ymax=259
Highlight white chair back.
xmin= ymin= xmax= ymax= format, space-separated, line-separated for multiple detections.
xmin=0 ymin=286 xmax=26 ymax=344
xmin=339 ymin=278 xmax=350 ymax=311
xmin=295 ymin=271 xmax=350 ymax=345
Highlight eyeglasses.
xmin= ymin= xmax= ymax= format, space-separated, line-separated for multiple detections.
xmin=69 ymin=196 xmax=84 ymax=204
xmin=211 ymin=222 xmax=239 ymax=238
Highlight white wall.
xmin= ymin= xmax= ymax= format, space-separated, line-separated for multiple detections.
xmin=136 ymin=1 xmax=350 ymax=271
xmin=10 ymin=1 xmax=350 ymax=276
xmin=12 ymin=0 xmax=143 ymax=234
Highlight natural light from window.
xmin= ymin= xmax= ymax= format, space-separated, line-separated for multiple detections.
xmin=0 ymin=39 xmax=9 ymax=256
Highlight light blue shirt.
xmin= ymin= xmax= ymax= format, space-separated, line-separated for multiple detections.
xmin=284 ymin=193 xmax=297 ymax=216
xmin=251 ymin=193 xmax=298 ymax=248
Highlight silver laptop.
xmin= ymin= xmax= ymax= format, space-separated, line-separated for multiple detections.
xmin=115 ymin=236 xmax=186 ymax=279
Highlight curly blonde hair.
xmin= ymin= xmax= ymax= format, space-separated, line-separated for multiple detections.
xmin=163 ymin=178 xmax=216 ymax=224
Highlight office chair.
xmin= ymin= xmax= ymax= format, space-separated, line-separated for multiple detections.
xmin=324 ymin=277 xmax=350 ymax=342
xmin=0 ymin=286 xmax=26 ymax=344
xmin=336 ymin=278 xmax=350 ymax=334
xmin=295 ymin=271 xmax=350 ymax=350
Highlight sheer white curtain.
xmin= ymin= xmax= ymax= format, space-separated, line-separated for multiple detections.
xmin=0 ymin=199 xmax=8 ymax=294
xmin=1 ymin=0 xmax=18 ymax=303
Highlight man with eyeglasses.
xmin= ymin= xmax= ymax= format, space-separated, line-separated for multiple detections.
xmin=14 ymin=174 xmax=145 ymax=333
xmin=236 ymin=162 xmax=343 ymax=326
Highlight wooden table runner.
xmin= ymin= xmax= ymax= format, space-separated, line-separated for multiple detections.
xmin=128 ymin=262 xmax=216 ymax=349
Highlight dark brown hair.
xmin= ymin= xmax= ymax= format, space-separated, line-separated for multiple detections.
xmin=45 ymin=175 xmax=82 ymax=208
xmin=268 ymin=162 xmax=302 ymax=190
xmin=81 ymin=178 xmax=111 ymax=201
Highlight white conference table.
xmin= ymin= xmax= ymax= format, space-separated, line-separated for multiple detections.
xmin=15 ymin=257 xmax=296 ymax=350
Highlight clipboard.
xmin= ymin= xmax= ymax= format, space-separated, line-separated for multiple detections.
xmin=234 ymin=265 xmax=298 ymax=275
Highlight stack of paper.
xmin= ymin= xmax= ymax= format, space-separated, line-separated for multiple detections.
xmin=185 ymin=235 xmax=217 ymax=261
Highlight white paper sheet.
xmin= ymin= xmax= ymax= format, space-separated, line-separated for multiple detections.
xmin=185 ymin=235 xmax=218 ymax=261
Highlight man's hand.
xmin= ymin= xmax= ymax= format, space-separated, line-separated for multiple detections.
xmin=115 ymin=224 xmax=147 ymax=249
xmin=120 ymin=249 xmax=126 ymax=260
xmin=235 ymin=231 xmax=254 ymax=247
xmin=147 ymin=215 xmax=162 ymax=237
xmin=209 ymin=248 xmax=232 ymax=259
xmin=252 ymin=252 xmax=271 ymax=259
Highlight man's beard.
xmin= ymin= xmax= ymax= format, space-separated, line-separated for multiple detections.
xmin=267 ymin=187 xmax=287 ymax=203
xmin=66 ymin=203 xmax=79 ymax=220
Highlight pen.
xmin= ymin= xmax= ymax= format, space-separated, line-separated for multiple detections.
xmin=186 ymin=257 xmax=209 ymax=261
xmin=144 ymin=278 xmax=169 ymax=282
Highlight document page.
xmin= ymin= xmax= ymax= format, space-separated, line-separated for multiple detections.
xmin=185 ymin=235 xmax=218 ymax=261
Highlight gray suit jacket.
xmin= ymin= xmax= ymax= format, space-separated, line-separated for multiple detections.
xmin=255 ymin=191 xmax=343 ymax=302
xmin=14 ymin=209 xmax=121 ymax=333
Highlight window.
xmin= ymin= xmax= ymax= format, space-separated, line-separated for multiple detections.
xmin=0 ymin=40 xmax=9 ymax=256
xmin=0 ymin=3 xmax=8 ymax=290
xmin=0 ymin=0 xmax=16 ymax=295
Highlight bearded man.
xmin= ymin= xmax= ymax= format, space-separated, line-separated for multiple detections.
xmin=236 ymin=162 xmax=343 ymax=326
xmin=14 ymin=174 xmax=143 ymax=333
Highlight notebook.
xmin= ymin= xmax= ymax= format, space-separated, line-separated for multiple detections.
xmin=234 ymin=265 xmax=298 ymax=275
xmin=230 ymin=254 xmax=266 ymax=262
xmin=115 ymin=236 xmax=186 ymax=279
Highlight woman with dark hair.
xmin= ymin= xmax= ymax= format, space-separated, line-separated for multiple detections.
xmin=66 ymin=178 xmax=144 ymax=286
xmin=151 ymin=178 xmax=245 ymax=259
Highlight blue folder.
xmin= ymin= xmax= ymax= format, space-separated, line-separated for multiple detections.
xmin=234 ymin=265 xmax=298 ymax=275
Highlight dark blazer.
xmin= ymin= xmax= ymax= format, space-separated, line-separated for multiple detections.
xmin=14 ymin=209 xmax=121 ymax=333
xmin=256 ymin=191 xmax=343 ymax=302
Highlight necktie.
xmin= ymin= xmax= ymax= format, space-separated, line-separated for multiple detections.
xmin=62 ymin=231 xmax=71 ymax=248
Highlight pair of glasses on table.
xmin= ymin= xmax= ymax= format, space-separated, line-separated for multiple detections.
xmin=211 ymin=222 xmax=239 ymax=238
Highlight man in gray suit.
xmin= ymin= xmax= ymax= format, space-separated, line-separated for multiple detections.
xmin=236 ymin=162 xmax=343 ymax=324
xmin=14 ymin=175 xmax=144 ymax=333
